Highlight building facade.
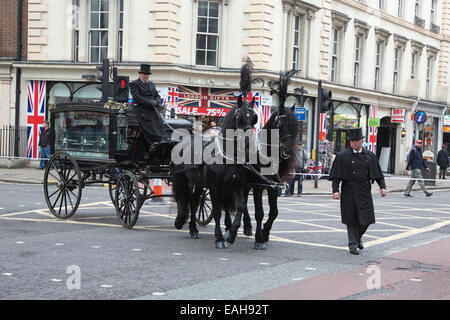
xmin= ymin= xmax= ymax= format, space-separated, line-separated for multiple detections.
xmin=2 ymin=0 xmax=450 ymax=172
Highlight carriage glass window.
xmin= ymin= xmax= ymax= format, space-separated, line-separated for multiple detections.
xmin=54 ymin=111 xmax=110 ymax=158
xmin=196 ymin=1 xmax=219 ymax=66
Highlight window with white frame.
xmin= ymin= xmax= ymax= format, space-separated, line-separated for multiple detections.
xmin=411 ymin=52 xmax=417 ymax=79
xmin=415 ymin=0 xmax=421 ymax=18
xmin=195 ymin=1 xmax=219 ymax=66
xmin=73 ymin=0 xmax=80 ymax=62
xmin=89 ymin=0 xmax=109 ymax=63
xmin=426 ymin=56 xmax=433 ymax=99
xmin=117 ymin=0 xmax=124 ymax=62
xmin=374 ymin=41 xmax=383 ymax=91
xmin=430 ymin=0 xmax=436 ymax=25
xmin=331 ymin=28 xmax=339 ymax=83
xmin=292 ymin=15 xmax=301 ymax=71
xmin=353 ymin=35 xmax=361 ymax=87
xmin=393 ymin=48 xmax=401 ymax=94
xmin=397 ymin=0 xmax=403 ymax=18
xmin=378 ymin=0 xmax=384 ymax=11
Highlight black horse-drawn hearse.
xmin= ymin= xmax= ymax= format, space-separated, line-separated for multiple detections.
xmin=43 ymin=101 xmax=209 ymax=228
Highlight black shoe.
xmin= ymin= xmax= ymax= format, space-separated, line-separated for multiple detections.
xmin=349 ymin=247 xmax=359 ymax=255
xmin=358 ymin=241 xmax=364 ymax=250
xmin=150 ymin=142 xmax=160 ymax=150
xmin=403 ymin=193 xmax=413 ymax=197
xmin=426 ymin=192 xmax=433 ymax=197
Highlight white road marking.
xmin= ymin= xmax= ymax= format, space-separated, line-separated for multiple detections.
xmin=152 ymin=292 xmax=165 ymax=296
xmin=2 ymin=273 xmax=13 ymax=276
xmin=101 ymin=284 xmax=113 ymax=288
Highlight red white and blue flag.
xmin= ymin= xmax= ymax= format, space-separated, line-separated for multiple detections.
xmin=319 ymin=113 xmax=327 ymax=141
xmin=167 ymin=86 xmax=178 ymax=106
xmin=175 ymin=86 xmax=237 ymax=117
xmin=368 ymin=105 xmax=378 ymax=153
xmin=27 ymin=80 xmax=46 ymax=159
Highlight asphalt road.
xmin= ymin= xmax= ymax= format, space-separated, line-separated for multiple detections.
xmin=1 ymin=182 xmax=449 ymax=300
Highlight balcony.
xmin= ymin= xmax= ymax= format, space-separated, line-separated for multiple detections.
xmin=414 ymin=16 xmax=425 ymax=28
xmin=430 ymin=23 xmax=440 ymax=34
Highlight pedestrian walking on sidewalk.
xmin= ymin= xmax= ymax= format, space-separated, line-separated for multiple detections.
xmin=286 ymin=142 xmax=308 ymax=196
xmin=38 ymin=121 xmax=50 ymax=170
xmin=329 ymin=127 xmax=387 ymax=255
xmin=437 ymin=145 xmax=449 ymax=180
xmin=404 ymin=140 xmax=433 ymax=197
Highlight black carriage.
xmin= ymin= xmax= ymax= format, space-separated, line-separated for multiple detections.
xmin=43 ymin=101 xmax=210 ymax=228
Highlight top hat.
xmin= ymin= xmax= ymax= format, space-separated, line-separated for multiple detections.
xmin=347 ymin=127 xmax=365 ymax=140
xmin=138 ymin=64 xmax=152 ymax=74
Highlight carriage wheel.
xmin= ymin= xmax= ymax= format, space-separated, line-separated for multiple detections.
xmin=195 ymin=188 xmax=213 ymax=226
xmin=108 ymin=181 xmax=117 ymax=207
xmin=43 ymin=152 xmax=82 ymax=219
xmin=115 ymin=171 xmax=140 ymax=229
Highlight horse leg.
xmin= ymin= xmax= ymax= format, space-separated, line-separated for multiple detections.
xmin=262 ymin=188 xmax=279 ymax=243
xmin=188 ymin=186 xmax=202 ymax=239
xmin=253 ymin=188 xmax=266 ymax=250
xmin=225 ymin=188 xmax=245 ymax=244
xmin=173 ymin=174 xmax=190 ymax=230
xmin=211 ymin=192 xmax=228 ymax=249
xmin=242 ymin=187 xmax=252 ymax=236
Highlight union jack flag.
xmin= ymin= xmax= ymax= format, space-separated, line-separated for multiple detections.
xmin=27 ymin=80 xmax=46 ymax=159
xmin=319 ymin=113 xmax=327 ymax=141
xmin=368 ymin=105 xmax=378 ymax=153
xmin=177 ymin=86 xmax=237 ymax=109
xmin=254 ymin=104 xmax=270 ymax=131
xmin=167 ymin=86 xmax=178 ymax=106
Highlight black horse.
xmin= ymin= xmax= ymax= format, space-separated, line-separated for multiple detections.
xmin=225 ymin=70 xmax=299 ymax=250
xmin=172 ymin=62 xmax=260 ymax=248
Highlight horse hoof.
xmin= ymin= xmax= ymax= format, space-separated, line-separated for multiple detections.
xmin=225 ymin=230 xmax=237 ymax=244
xmin=215 ymin=241 xmax=229 ymax=249
xmin=190 ymin=231 xmax=199 ymax=239
xmin=174 ymin=217 xmax=186 ymax=230
xmin=243 ymin=226 xmax=252 ymax=237
xmin=254 ymin=242 xmax=266 ymax=250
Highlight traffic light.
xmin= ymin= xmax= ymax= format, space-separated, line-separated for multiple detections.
xmin=318 ymin=80 xmax=333 ymax=113
xmin=114 ymin=76 xmax=129 ymax=103
xmin=96 ymin=59 xmax=110 ymax=102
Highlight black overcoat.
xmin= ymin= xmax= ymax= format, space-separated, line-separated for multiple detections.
xmin=329 ymin=148 xmax=386 ymax=226
xmin=437 ymin=149 xmax=449 ymax=168
xmin=129 ymin=78 xmax=169 ymax=143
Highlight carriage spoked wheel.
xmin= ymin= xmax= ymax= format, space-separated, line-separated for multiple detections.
xmin=195 ymin=188 xmax=213 ymax=226
xmin=115 ymin=170 xmax=141 ymax=229
xmin=43 ymin=152 xmax=82 ymax=219
xmin=108 ymin=179 xmax=117 ymax=208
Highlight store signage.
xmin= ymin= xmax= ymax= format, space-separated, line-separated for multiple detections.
xmin=444 ymin=115 xmax=450 ymax=126
xmin=175 ymin=106 xmax=230 ymax=117
xmin=294 ymin=107 xmax=306 ymax=121
xmin=414 ymin=110 xmax=428 ymax=124
xmin=391 ymin=109 xmax=405 ymax=123
xmin=368 ymin=118 xmax=380 ymax=127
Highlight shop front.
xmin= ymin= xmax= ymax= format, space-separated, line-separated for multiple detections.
xmin=327 ymin=101 xmax=368 ymax=154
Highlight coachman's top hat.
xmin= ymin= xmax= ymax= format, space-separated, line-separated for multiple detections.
xmin=348 ymin=127 xmax=365 ymax=140
xmin=138 ymin=63 xmax=152 ymax=74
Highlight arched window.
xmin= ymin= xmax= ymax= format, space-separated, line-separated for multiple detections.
xmin=49 ymin=83 xmax=71 ymax=104
xmin=333 ymin=102 xmax=359 ymax=129
xmin=73 ymin=84 xmax=102 ymax=101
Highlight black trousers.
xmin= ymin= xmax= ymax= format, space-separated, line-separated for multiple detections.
xmin=346 ymin=225 xmax=368 ymax=248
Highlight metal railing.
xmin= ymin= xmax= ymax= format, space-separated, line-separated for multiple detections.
xmin=0 ymin=125 xmax=28 ymax=158
xmin=430 ymin=23 xmax=440 ymax=34
xmin=414 ymin=16 xmax=425 ymax=28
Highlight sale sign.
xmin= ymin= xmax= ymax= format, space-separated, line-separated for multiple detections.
xmin=391 ymin=108 xmax=405 ymax=123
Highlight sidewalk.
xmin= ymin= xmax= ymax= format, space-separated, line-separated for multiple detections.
xmin=0 ymin=166 xmax=449 ymax=194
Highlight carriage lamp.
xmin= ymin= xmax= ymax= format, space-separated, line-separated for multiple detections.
xmin=117 ymin=109 xmax=126 ymax=129
xmin=401 ymin=127 xmax=406 ymax=138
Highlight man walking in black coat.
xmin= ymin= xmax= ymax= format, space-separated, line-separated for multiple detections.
xmin=437 ymin=145 xmax=449 ymax=179
xmin=329 ymin=127 xmax=387 ymax=255
xmin=129 ymin=64 xmax=170 ymax=151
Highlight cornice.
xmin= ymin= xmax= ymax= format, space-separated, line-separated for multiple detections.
xmin=335 ymin=0 xmax=443 ymax=41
